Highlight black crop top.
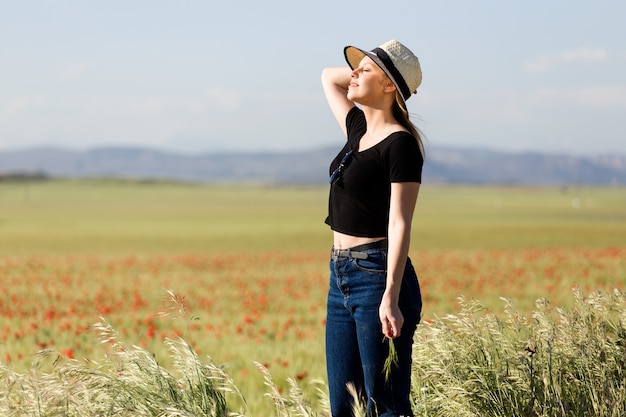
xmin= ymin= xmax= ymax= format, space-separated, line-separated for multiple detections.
xmin=325 ymin=107 xmax=423 ymax=237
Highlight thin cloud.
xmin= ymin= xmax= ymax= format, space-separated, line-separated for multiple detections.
xmin=567 ymin=85 xmax=626 ymax=108
xmin=523 ymin=48 xmax=609 ymax=73
xmin=205 ymin=87 xmax=242 ymax=111
xmin=59 ymin=63 xmax=91 ymax=80
xmin=421 ymin=85 xmax=626 ymax=132
xmin=5 ymin=95 xmax=49 ymax=113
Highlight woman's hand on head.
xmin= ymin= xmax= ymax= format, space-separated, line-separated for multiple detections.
xmin=321 ymin=67 xmax=355 ymax=137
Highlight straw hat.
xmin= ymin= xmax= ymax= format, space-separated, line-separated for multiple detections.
xmin=344 ymin=40 xmax=421 ymax=110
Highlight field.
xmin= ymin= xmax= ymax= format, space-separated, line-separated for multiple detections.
xmin=1 ymin=180 xmax=625 ymax=415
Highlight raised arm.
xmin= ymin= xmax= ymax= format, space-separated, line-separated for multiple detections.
xmin=321 ymin=67 xmax=355 ymax=137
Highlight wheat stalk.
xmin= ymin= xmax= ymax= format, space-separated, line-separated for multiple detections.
xmin=382 ymin=336 xmax=399 ymax=381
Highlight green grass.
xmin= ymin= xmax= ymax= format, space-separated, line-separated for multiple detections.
xmin=1 ymin=180 xmax=624 ymax=255
xmin=0 ymin=180 xmax=329 ymax=255
xmin=412 ymin=185 xmax=626 ymax=250
xmin=0 ymin=180 xmax=624 ymax=416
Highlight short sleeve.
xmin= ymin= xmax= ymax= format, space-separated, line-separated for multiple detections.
xmin=385 ymin=133 xmax=423 ymax=183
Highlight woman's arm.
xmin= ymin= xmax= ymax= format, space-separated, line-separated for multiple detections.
xmin=380 ymin=181 xmax=420 ymax=338
xmin=321 ymin=67 xmax=355 ymax=137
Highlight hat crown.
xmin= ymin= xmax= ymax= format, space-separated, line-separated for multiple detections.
xmin=377 ymin=40 xmax=422 ymax=94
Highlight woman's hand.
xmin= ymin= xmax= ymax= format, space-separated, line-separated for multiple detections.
xmin=321 ymin=67 xmax=355 ymax=137
xmin=380 ymin=292 xmax=404 ymax=338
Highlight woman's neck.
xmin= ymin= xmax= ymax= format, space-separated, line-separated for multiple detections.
xmin=360 ymin=105 xmax=403 ymax=148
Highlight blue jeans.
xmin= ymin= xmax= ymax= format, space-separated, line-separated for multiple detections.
xmin=326 ymin=246 xmax=422 ymax=417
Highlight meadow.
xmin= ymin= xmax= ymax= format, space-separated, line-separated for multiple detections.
xmin=0 ymin=180 xmax=624 ymax=416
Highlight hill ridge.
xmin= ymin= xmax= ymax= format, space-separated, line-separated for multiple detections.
xmin=1 ymin=146 xmax=625 ymax=185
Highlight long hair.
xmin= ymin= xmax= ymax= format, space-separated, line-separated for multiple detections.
xmin=392 ymin=95 xmax=425 ymax=160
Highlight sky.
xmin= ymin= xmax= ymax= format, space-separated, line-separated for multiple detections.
xmin=1 ymin=0 xmax=625 ymax=156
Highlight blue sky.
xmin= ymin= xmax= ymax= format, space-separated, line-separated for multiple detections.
xmin=1 ymin=0 xmax=625 ymax=155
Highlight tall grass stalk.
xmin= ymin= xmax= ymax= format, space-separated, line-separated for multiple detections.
xmin=1 ymin=317 xmax=246 ymax=417
xmin=255 ymin=361 xmax=328 ymax=417
xmin=2 ymin=288 xmax=624 ymax=416
xmin=411 ymin=288 xmax=626 ymax=417
xmin=0 ymin=290 xmax=326 ymax=417
xmin=383 ymin=337 xmax=399 ymax=382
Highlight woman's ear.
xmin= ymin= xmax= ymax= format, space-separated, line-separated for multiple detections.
xmin=383 ymin=80 xmax=397 ymax=94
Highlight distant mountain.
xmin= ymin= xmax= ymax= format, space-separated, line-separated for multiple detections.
xmin=426 ymin=147 xmax=626 ymax=185
xmin=1 ymin=146 xmax=625 ymax=185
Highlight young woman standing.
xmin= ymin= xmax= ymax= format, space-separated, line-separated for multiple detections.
xmin=322 ymin=40 xmax=424 ymax=417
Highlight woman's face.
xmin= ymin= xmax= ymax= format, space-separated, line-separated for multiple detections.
xmin=347 ymin=56 xmax=391 ymax=104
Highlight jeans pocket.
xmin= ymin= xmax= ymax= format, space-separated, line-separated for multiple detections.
xmin=354 ymin=251 xmax=387 ymax=273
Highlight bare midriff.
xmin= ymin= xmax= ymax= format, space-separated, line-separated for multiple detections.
xmin=333 ymin=231 xmax=386 ymax=250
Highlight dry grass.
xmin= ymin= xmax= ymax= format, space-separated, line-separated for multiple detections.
xmin=2 ymin=288 xmax=624 ymax=416
xmin=411 ymin=288 xmax=626 ymax=417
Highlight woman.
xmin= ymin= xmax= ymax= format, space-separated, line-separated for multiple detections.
xmin=322 ymin=40 xmax=424 ymax=417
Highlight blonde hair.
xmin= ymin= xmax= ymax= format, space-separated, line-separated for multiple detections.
xmin=393 ymin=94 xmax=425 ymax=159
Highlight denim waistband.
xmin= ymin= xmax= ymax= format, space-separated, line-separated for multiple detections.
xmin=330 ymin=239 xmax=387 ymax=259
